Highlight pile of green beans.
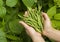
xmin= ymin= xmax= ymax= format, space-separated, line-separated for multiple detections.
xmin=19 ymin=7 xmax=43 ymax=33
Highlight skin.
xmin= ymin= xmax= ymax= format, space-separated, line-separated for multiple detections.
xmin=19 ymin=12 xmax=60 ymax=42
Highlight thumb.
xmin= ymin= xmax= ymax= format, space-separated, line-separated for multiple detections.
xmin=42 ymin=12 xmax=52 ymax=29
xmin=42 ymin=12 xmax=50 ymax=21
xmin=42 ymin=12 xmax=51 ymax=24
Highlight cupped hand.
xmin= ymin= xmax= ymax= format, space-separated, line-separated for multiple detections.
xmin=42 ymin=12 xmax=52 ymax=30
xmin=42 ymin=12 xmax=53 ymax=34
xmin=42 ymin=12 xmax=60 ymax=42
xmin=19 ymin=21 xmax=45 ymax=42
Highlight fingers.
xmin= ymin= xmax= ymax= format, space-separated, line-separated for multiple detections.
xmin=24 ymin=11 xmax=29 ymax=17
xmin=19 ymin=21 xmax=30 ymax=29
xmin=42 ymin=12 xmax=51 ymax=25
xmin=42 ymin=12 xmax=50 ymax=21
xmin=19 ymin=21 xmax=45 ymax=42
xmin=19 ymin=21 xmax=36 ymax=34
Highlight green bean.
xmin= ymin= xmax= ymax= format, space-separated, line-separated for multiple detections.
xmin=19 ymin=6 xmax=43 ymax=32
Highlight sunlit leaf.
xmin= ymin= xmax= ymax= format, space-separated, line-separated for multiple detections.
xmin=54 ymin=13 xmax=60 ymax=20
xmin=47 ymin=6 xmax=56 ymax=19
xmin=51 ymin=20 xmax=60 ymax=30
xmin=22 ymin=0 xmax=35 ymax=8
xmin=54 ymin=0 xmax=60 ymax=7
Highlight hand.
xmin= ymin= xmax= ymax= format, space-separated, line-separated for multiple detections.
xmin=42 ymin=12 xmax=53 ymax=31
xmin=42 ymin=12 xmax=60 ymax=42
xmin=19 ymin=21 xmax=45 ymax=42
xmin=42 ymin=12 xmax=53 ymax=34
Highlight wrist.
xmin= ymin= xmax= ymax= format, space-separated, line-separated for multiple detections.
xmin=32 ymin=34 xmax=42 ymax=41
xmin=42 ymin=27 xmax=54 ymax=36
xmin=32 ymin=36 xmax=45 ymax=42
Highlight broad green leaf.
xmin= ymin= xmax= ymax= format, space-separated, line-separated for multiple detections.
xmin=54 ymin=13 xmax=60 ymax=20
xmin=51 ymin=20 xmax=60 ymax=29
xmin=54 ymin=20 xmax=60 ymax=30
xmin=22 ymin=0 xmax=35 ymax=8
xmin=9 ymin=19 xmax=24 ymax=34
xmin=6 ymin=0 xmax=18 ymax=7
xmin=0 ymin=7 xmax=6 ymax=18
xmin=0 ymin=30 xmax=7 ymax=42
xmin=47 ymin=6 xmax=56 ymax=19
xmin=0 ymin=0 xmax=4 ymax=6
xmin=54 ymin=0 xmax=60 ymax=7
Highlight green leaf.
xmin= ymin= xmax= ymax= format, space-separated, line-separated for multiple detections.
xmin=47 ymin=6 xmax=56 ymax=19
xmin=0 ymin=30 xmax=7 ymax=42
xmin=51 ymin=20 xmax=60 ymax=29
xmin=54 ymin=13 xmax=60 ymax=20
xmin=6 ymin=0 xmax=18 ymax=7
xmin=0 ymin=7 xmax=6 ymax=18
xmin=22 ymin=0 xmax=35 ymax=8
xmin=9 ymin=19 xmax=24 ymax=34
xmin=0 ymin=0 xmax=4 ymax=6
xmin=6 ymin=34 xmax=20 ymax=40
xmin=54 ymin=0 xmax=60 ymax=7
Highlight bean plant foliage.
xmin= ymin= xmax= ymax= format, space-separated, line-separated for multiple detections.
xmin=0 ymin=0 xmax=60 ymax=42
